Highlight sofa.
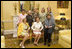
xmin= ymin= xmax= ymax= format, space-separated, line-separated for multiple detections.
xmin=58 ymin=29 xmax=71 ymax=48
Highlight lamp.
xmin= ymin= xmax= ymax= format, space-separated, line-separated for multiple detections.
xmin=60 ymin=13 xmax=66 ymax=20
xmin=55 ymin=13 xmax=67 ymax=29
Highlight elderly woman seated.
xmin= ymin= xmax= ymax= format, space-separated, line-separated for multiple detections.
xmin=17 ymin=18 xmax=30 ymax=48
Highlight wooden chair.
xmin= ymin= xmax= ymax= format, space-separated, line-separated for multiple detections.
xmin=30 ymin=30 xmax=44 ymax=43
xmin=17 ymin=34 xmax=31 ymax=40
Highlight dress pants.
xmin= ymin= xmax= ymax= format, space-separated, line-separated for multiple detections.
xmin=44 ymin=28 xmax=53 ymax=43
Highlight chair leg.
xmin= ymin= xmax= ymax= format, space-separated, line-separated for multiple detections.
xmin=30 ymin=33 xmax=32 ymax=44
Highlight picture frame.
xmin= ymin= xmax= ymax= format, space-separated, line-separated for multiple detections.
xmin=57 ymin=1 xmax=69 ymax=8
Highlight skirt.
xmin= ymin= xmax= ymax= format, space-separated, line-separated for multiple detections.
xmin=33 ymin=31 xmax=41 ymax=35
xmin=21 ymin=32 xmax=29 ymax=36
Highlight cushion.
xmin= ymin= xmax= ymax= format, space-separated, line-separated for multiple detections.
xmin=60 ymin=35 xmax=71 ymax=44
xmin=59 ymin=38 xmax=71 ymax=48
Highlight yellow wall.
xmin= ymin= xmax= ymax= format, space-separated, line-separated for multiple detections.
xmin=1 ymin=1 xmax=71 ymax=30
xmin=1 ymin=1 xmax=3 ymax=21
xmin=1 ymin=1 xmax=13 ymax=30
xmin=2 ymin=1 xmax=14 ymax=20
xmin=1 ymin=1 xmax=19 ymax=30
xmin=36 ymin=1 xmax=71 ymax=19
xmin=24 ymin=1 xmax=31 ymax=11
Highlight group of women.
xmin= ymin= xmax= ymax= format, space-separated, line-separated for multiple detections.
xmin=17 ymin=7 xmax=55 ymax=48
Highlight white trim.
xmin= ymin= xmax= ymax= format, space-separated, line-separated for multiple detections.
xmin=3 ymin=30 xmax=17 ymax=35
xmin=12 ymin=15 xmax=19 ymax=17
xmin=1 ymin=15 xmax=19 ymax=23
xmin=3 ymin=30 xmax=17 ymax=37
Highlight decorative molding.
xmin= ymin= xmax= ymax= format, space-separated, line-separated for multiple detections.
xmin=12 ymin=15 xmax=19 ymax=30
xmin=1 ymin=20 xmax=13 ymax=23
xmin=12 ymin=15 xmax=19 ymax=17
xmin=3 ymin=30 xmax=17 ymax=37
xmin=3 ymin=30 xmax=17 ymax=34
xmin=2 ymin=15 xmax=19 ymax=36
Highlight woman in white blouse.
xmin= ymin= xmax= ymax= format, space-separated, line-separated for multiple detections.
xmin=31 ymin=17 xmax=43 ymax=46
xmin=17 ymin=9 xmax=27 ymax=26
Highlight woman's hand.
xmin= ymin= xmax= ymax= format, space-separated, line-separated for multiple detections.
xmin=33 ymin=30 xmax=40 ymax=32
xmin=38 ymin=29 xmax=42 ymax=32
xmin=45 ymin=25 xmax=48 ymax=28
xmin=28 ymin=33 xmax=30 ymax=37
xmin=48 ymin=26 xmax=52 ymax=28
xmin=17 ymin=23 xmax=20 ymax=26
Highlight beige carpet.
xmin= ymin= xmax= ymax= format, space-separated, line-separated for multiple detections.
xmin=5 ymin=34 xmax=63 ymax=48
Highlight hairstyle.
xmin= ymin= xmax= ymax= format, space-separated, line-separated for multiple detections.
xmin=22 ymin=18 xmax=26 ymax=22
xmin=21 ymin=9 xmax=26 ymax=12
xmin=35 ymin=16 xmax=40 ymax=22
xmin=46 ymin=14 xmax=51 ymax=17
xmin=41 ymin=8 xmax=45 ymax=12
xmin=34 ymin=8 xmax=39 ymax=11
xmin=47 ymin=7 xmax=51 ymax=12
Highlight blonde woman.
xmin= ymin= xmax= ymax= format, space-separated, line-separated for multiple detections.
xmin=18 ymin=18 xmax=30 ymax=48
xmin=31 ymin=17 xmax=43 ymax=46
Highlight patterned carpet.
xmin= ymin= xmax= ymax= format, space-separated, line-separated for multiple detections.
xmin=5 ymin=34 xmax=63 ymax=48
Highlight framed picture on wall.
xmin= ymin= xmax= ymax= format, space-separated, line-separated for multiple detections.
xmin=19 ymin=1 xmax=25 ymax=12
xmin=19 ymin=1 xmax=35 ymax=12
xmin=57 ymin=1 xmax=69 ymax=8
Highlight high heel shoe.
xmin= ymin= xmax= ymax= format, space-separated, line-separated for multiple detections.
xmin=34 ymin=42 xmax=38 ymax=46
xmin=21 ymin=44 xmax=25 ymax=48
xmin=20 ymin=42 xmax=22 ymax=46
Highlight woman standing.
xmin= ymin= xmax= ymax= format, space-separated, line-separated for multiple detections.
xmin=17 ymin=9 xmax=27 ymax=26
xmin=32 ymin=8 xmax=39 ymax=22
xmin=39 ymin=8 xmax=46 ymax=23
xmin=18 ymin=18 xmax=30 ymax=48
xmin=31 ymin=17 xmax=43 ymax=46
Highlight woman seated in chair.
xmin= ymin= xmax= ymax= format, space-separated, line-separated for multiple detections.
xmin=17 ymin=18 xmax=30 ymax=48
xmin=31 ymin=17 xmax=43 ymax=46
